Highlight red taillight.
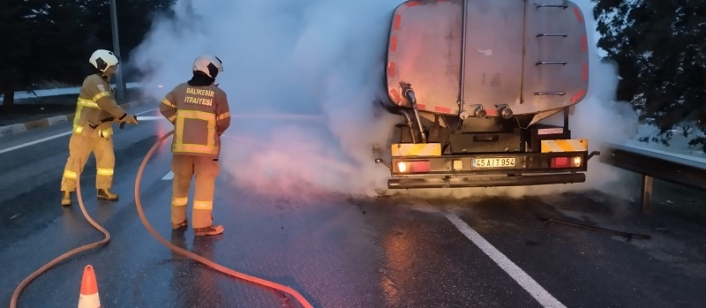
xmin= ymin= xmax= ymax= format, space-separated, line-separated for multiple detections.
xmin=551 ymin=157 xmax=570 ymax=168
xmin=396 ymin=161 xmax=431 ymax=173
xmin=550 ymin=156 xmax=582 ymax=168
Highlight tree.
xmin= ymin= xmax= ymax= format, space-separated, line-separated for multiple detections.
xmin=80 ymin=0 xmax=176 ymax=82
xmin=592 ymin=0 xmax=706 ymax=152
xmin=0 ymin=0 xmax=175 ymax=108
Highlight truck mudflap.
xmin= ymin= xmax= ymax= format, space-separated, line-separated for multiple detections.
xmin=387 ymin=173 xmax=586 ymax=189
xmin=375 ymin=140 xmax=600 ymax=189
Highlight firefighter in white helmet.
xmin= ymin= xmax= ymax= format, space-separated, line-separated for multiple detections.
xmin=60 ymin=49 xmax=139 ymax=206
xmin=159 ymin=55 xmax=231 ymax=236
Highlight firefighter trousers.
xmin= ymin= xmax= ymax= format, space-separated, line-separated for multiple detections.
xmin=170 ymin=155 xmax=220 ymax=229
xmin=60 ymin=132 xmax=115 ymax=192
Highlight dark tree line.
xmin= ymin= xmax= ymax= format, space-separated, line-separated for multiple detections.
xmin=0 ymin=0 xmax=175 ymax=108
xmin=593 ymin=0 xmax=706 ymax=152
xmin=3 ymin=0 xmax=703 ymax=152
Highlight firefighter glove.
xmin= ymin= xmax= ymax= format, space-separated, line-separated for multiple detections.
xmin=122 ymin=114 xmax=139 ymax=125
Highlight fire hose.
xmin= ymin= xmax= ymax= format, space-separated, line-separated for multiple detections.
xmin=135 ymin=130 xmax=314 ymax=308
xmin=10 ymin=118 xmax=116 ymax=308
xmin=10 ymin=119 xmax=314 ymax=308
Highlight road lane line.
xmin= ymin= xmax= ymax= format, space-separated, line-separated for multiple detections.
xmin=0 ymin=108 xmax=157 ymax=155
xmin=0 ymin=131 xmax=73 ymax=155
xmin=445 ymin=212 xmax=567 ymax=308
xmin=162 ymin=171 xmax=174 ymax=180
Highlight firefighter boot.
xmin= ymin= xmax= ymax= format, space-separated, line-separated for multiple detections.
xmin=61 ymin=191 xmax=72 ymax=207
xmin=97 ymin=189 xmax=119 ymax=201
xmin=194 ymin=225 xmax=224 ymax=237
xmin=172 ymin=219 xmax=188 ymax=231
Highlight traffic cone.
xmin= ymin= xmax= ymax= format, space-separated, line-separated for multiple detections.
xmin=77 ymin=264 xmax=101 ymax=308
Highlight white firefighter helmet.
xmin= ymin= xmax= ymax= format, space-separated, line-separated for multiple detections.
xmin=193 ymin=55 xmax=223 ymax=79
xmin=89 ymin=49 xmax=120 ymax=72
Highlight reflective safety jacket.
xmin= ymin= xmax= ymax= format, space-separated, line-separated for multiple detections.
xmin=72 ymin=74 xmax=129 ymax=139
xmin=159 ymin=83 xmax=231 ymax=157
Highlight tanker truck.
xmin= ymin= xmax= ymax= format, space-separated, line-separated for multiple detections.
xmin=373 ymin=0 xmax=600 ymax=189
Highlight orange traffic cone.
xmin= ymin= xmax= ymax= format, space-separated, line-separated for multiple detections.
xmin=77 ymin=265 xmax=101 ymax=308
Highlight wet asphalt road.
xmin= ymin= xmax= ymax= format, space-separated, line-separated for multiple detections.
xmin=1 ymin=105 xmax=705 ymax=308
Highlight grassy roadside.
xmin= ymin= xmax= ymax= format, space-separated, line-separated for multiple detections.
xmin=0 ymin=88 xmax=146 ymax=127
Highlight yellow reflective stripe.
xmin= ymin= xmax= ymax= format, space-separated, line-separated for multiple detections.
xmin=97 ymin=168 xmax=114 ymax=176
xmin=178 ymin=109 xmax=216 ymax=121
xmin=390 ymin=143 xmax=442 ymax=157
xmin=93 ymin=91 xmax=109 ymax=102
xmin=540 ymin=139 xmax=588 ymax=153
xmin=74 ymin=126 xmax=112 ymax=137
xmin=161 ymin=98 xmax=175 ymax=108
xmin=73 ymin=98 xmax=101 ymax=131
xmin=217 ymin=111 xmax=230 ymax=121
xmin=175 ymin=113 xmax=185 ymax=149
xmin=73 ymin=105 xmax=84 ymax=130
xmin=78 ymin=98 xmax=100 ymax=108
xmin=172 ymin=144 xmax=219 ymax=155
xmin=174 ymin=109 xmax=217 ymax=154
xmin=193 ymin=200 xmax=213 ymax=210
xmin=99 ymin=127 xmax=113 ymax=138
xmin=172 ymin=197 xmax=188 ymax=206
xmin=63 ymin=170 xmax=77 ymax=179
xmin=175 ymin=113 xmax=185 ymax=148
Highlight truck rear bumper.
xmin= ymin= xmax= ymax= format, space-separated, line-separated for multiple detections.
xmin=387 ymin=172 xmax=586 ymax=189
xmin=373 ymin=142 xmax=600 ymax=189
xmin=380 ymin=150 xmax=598 ymax=174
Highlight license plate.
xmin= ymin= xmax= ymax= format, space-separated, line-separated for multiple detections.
xmin=473 ymin=157 xmax=516 ymax=168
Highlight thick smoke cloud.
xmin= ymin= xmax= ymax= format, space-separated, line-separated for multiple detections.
xmin=130 ymin=0 xmax=639 ymax=200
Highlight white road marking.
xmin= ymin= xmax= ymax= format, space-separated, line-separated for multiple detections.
xmin=0 ymin=131 xmax=73 ymax=155
xmin=0 ymin=108 xmax=157 ymax=155
xmin=162 ymin=171 xmax=174 ymax=180
xmin=445 ymin=212 xmax=567 ymax=308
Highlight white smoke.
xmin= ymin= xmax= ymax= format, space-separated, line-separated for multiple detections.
xmin=539 ymin=0 xmax=641 ymax=197
xmin=131 ymin=0 xmax=402 ymax=198
xmin=130 ymin=0 xmax=639 ymax=200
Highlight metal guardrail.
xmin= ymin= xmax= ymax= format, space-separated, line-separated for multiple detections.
xmin=6 ymin=83 xmax=142 ymax=100
xmin=600 ymin=142 xmax=706 ymax=212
